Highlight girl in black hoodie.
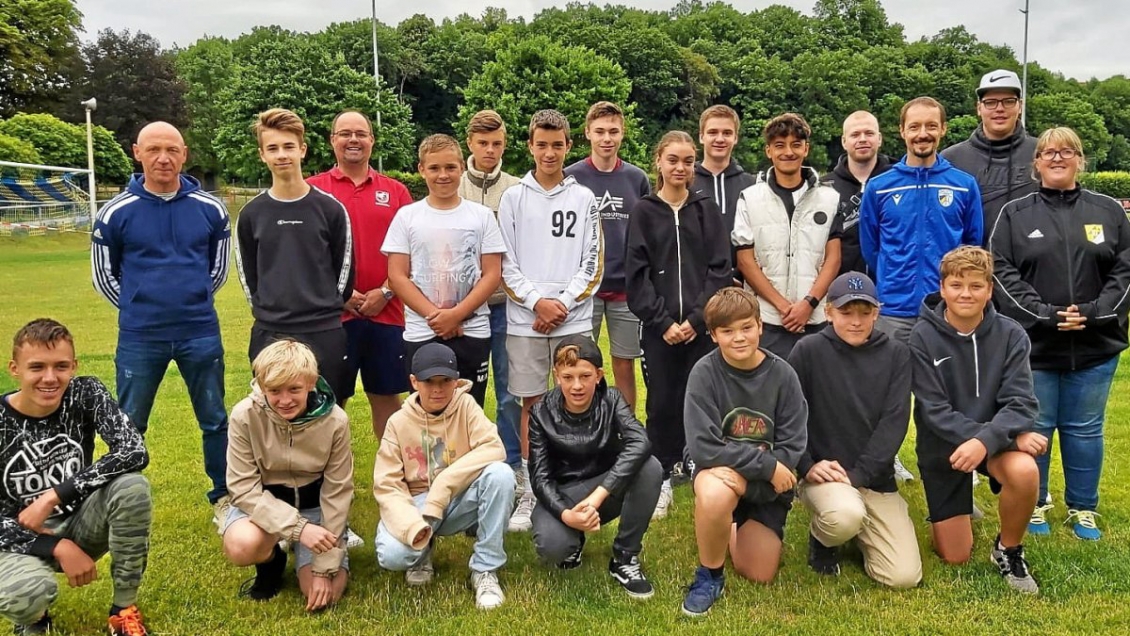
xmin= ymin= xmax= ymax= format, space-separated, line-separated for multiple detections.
xmin=990 ymin=127 xmax=1130 ymax=541
xmin=626 ymin=131 xmax=733 ymax=518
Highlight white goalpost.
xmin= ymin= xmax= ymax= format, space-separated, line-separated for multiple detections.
xmin=0 ymin=159 xmax=96 ymax=236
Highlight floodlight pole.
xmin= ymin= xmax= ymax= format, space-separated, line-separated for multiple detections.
xmin=1020 ymin=0 xmax=1030 ymax=126
xmin=371 ymin=0 xmax=384 ymax=172
xmin=81 ymin=98 xmax=98 ymax=215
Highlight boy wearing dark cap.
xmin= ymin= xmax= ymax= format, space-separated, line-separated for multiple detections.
xmin=373 ymin=343 xmax=515 ymax=610
xmin=528 ymin=335 xmax=662 ymax=598
xmin=788 ymin=272 xmax=922 ymax=588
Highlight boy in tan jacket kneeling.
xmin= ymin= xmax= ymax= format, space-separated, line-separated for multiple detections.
xmin=374 ymin=342 xmax=515 ymax=609
xmin=222 ymin=340 xmax=354 ymax=611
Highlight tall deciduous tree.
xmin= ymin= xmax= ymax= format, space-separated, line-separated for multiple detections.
xmin=0 ymin=0 xmax=83 ymax=116
xmin=1028 ymin=93 xmax=1114 ymax=169
xmin=176 ymin=36 xmax=235 ymax=176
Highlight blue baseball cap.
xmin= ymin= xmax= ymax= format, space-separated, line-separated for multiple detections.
xmin=828 ymin=272 xmax=880 ymax=308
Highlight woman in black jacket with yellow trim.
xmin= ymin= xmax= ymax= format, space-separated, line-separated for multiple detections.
xmin=990 ymin=127 xmax=1130 ymax=541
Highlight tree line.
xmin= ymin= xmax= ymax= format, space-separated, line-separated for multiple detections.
xmin=2 ymin=0 xmax=1128 ymax=186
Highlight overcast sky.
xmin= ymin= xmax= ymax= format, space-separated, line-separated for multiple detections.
xmin=76 ymin=0 xmax=1122 ymax=81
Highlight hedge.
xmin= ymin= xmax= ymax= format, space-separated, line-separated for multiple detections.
xmin=1080 ymin=172 xmax=1130 ymax=199
xmin=386 ymin=170 xmax=427 ymax=201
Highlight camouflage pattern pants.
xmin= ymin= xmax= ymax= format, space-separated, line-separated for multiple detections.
xmin=0 ymin=473 xmax=151 ymax=626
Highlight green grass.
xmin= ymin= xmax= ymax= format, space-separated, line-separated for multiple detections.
xmin=2 ymin=232 xmax=1129 ymax=635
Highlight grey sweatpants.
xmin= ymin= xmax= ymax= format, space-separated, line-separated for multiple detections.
xmin=0 ymin=473 xmax=152 ymax=626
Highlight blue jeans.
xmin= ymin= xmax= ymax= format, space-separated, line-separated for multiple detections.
xmin=489 ymin=304 xmax=522 ymax=467
xmin=1032 ymin=355 xmax=1119 ymax=511
xmin=115 ymin=334 xmax=228 ymax=503
xmin=375 ymin=462 xmax=515 ymax=573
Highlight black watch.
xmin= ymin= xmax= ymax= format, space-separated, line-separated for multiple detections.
xmin=804 ymin=295 xmax=819 ymax=309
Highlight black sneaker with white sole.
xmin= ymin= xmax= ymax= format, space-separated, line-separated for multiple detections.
xmin=609 ymin=555 xmax=654 ymax=599
xmin=808 ymin=534 xmax=840 ymax=576
xmin=990 ymin=535 xmax=1038 ymax=594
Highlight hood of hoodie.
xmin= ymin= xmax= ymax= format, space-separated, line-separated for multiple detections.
xmin=465 ymin=156 xmax=504 ymax=190
xmin=126 ymin=173 xmax=202 ymax=202
xmin=832 ymin=154 xmax=893 ymax=187
xmin=918 ymin=291 xmax=1001 ymax=340
xmin=249 ymin=376 xmax=337 ymax=430
xmin=817 ymin=321 xmax=893 ymax=353
xmin=518 ymin=171 xmax=579 ymax=197
xmin=968 ymin=123 xmax=1031 ymax=156
xmin=694 ymin=158 xmax=747 ymax=180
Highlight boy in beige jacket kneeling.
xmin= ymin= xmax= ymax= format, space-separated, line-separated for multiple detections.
xmin=374 ymin=342 xmax=515 ymax=610
xmin=222 ymin=339 xmax=354 ymax=611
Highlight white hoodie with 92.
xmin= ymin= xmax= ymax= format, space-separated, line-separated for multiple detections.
xmin=498 ymin=172 xmax=604 ymax=337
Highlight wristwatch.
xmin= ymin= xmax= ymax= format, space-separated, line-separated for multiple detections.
xmin=380 ymin=287 xmax=395 ymax=300
xmin=804 ymin=295 xmax=819 ymax=309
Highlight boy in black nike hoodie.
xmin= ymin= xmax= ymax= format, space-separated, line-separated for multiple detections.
xmin=910 ymin=246 xmax=1044 ymax=595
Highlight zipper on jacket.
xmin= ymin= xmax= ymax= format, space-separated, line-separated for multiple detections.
xmin=971 ymin=333 xmax=981 ymax=398
xmin=674 ymin=205 xmax=685 ymax=320
xmin=1049 ymin=194 xmax=1078 ymax=370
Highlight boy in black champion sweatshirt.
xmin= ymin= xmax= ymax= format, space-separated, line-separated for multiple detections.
xmin=910 ymin=246 xmax=1044 ymax=595
xmin=788 ymin=272 xmax=921 ymax=588
xmin=679 ymin=288 xmax=806 ymax=618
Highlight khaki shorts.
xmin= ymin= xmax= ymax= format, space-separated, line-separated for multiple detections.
xmin=592 ymin=298 xmax=641 ymax=360
xmin=505 ymin=331 xmax=593 ymax=397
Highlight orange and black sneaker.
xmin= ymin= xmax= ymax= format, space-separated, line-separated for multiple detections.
xmin=108 ymin=606 xmax=148 ymax=636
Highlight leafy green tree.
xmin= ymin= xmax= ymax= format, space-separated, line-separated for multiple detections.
xmin=0 ymin=133 xmax=41 ymax=165
xmin=1028 ymin=92 xmax=1113 ymax=168
xmin=813 ymin=0 xmax=904 ymax=50
xmin=456 ymin=36 xmax=644 ymax=174
xmin=0 ymin=0 xmax=82 ymax=116
xmin=176 ymin=36 xmax=235 ymax=176
xmin=0 ymin=112 xmax=131 ymax=183
xmin=212 ymin=31 xmax=415 ymax=183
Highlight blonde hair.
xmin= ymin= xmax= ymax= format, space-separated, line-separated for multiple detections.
xmin=585 ymin=101 xmax=624 ymax=126
xmin=653 ymin=130 xmax=696 ymax=191
xmin=699 ymin=105 xmax=740 ymax=135
xmin=254 ymin=108 xmax=305 ymax=145
xmin=939 ymin=246 xmax=993 ymax=284
xmin=554 ymin=344 xmax=582 ymax=368
xmin=705 ymin=287 xmax=762 ymax=331
xmin=253 ymin=339 xmax=319 ymax=390
xmin=467 ymin=110 xmax=506 ymax=137
xmin=1034 ymin=126 xmax=1086 ymax=180
xmin=418 ymin=133 xmax=463 ymax=163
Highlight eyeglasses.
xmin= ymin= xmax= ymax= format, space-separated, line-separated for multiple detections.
xmin=1037 ymin=148 xmax=1079 ymax=160
xmin=980 ymin=97 xmax=1020 ymax=109
xmin=333 ymin=130 xmax=372 ymax=140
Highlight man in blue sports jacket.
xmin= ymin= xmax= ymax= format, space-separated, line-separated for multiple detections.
xmin=90 ymin=121 xmax=231 ymax=527
xmin=860 ymin=96 xmax=983 ymax=345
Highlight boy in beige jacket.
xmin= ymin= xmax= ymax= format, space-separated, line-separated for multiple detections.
xmin=374 ymin=342 xmax=515 ymax=610
xmin=222 ymin=340 xmax=353 ymax=612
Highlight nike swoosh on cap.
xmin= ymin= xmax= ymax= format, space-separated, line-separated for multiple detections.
xmin=989 ymin=74 xmax=1010 ymax=82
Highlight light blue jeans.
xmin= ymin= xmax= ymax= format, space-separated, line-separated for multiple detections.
xmin=1032 ymin=354 xmax=1119 ymax=511
xmin=489 ymin=304 xmax=522 ymax=467
xmin=375 ymin=462 xmax=515 ymax=573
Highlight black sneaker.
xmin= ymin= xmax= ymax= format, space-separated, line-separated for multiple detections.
xmin=239 ymin=544 xmax=287 ymax=600
xmin=557 ymin=535 xmax=585 ymax=570
xmin=609 ymin=554 xmax=654 ymax=599
xmin=808 ymin=534 xmax=840 ymax=576
xmin=990 ymin=535 xmax=1038 ymax=595
xmin=13 ymin=611 xmax=51 ymax=635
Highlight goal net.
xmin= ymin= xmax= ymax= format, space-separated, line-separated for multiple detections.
xmin=0 ymin=160 xmax=94 ymax=236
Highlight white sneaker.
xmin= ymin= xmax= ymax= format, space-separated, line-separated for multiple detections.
xmin=513 ymin=465 xmax=529 ymax=502
xmin=893 ymin=457 xmax=915 ymax=481
xmin=509 ymin=492 xmax=535 ymax=532
xmin=406 ymin=551 xmax=434 ymax=587
xmin=345 ymin=528 xmax=365 ymax=550
xmin=470 ymin=570 xmax=505 ymax=609
xmin=973 ymin=471 xmax=982 ymax=487
xmin=652 ymin=480 xmax=673 ymax=520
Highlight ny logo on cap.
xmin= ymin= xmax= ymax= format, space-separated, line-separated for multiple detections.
xmin=848 ymin=276 xmax=865 ymax=291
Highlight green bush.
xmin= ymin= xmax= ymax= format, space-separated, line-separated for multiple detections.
xmin=386 ymin=170 xmax=427 ymax=201
xmin=0 ymin=113 xmax=133 ymax=184
xmin=1080 ymin=172 xmax=1130 ymax=199
xmin=0 ymin=133 xmax=41 ymax=166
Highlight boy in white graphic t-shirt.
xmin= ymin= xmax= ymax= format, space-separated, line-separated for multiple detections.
xmin=382 ymin=134 xmax=507 ymax=406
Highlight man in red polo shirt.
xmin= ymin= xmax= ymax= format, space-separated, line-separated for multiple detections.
xmin=308 ymin=110 xmax=413 ymax=438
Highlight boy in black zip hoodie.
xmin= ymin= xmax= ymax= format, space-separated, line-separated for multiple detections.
xmin=789 ymin=272 xmax=921 ymax=588
xmin=693 ymin=105 xmax=756 ymax=283
xmin=910 ymin=246 xmax=1045 ymax=594
xmin=625 ymin=131 xmax=732 ymax=519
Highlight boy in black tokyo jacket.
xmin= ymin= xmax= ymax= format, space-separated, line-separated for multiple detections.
xmin=528 ymin=336 xmax=661 ymax=599
xmin=626 ymin=131 xmax=732 ymax=516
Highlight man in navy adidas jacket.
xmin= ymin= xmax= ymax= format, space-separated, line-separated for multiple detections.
xmin=860 ymin=97 xmax=983 ymax=345
xmin=91 ymin=122 xmax=231 ymax=525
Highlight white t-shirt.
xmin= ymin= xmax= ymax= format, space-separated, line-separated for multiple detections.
xmin=381 ymin=198 xmax=507 ymax=342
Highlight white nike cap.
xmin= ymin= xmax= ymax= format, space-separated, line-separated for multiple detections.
xmin=976 ymin=69 xmax=1023 ymax=98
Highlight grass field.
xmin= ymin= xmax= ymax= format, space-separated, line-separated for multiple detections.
xmin=2 ymin=232 xmax=1129 ymax=635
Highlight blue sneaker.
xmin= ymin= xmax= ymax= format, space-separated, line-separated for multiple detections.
xmin=681 ymin=566 xmax=724 ymax=617
xmin=1028 ymin=503 xmax=1053 ymax=536
xmin=1066 ymin=509 xmax=1101 ymax=541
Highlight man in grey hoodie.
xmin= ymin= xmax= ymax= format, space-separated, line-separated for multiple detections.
xmin=941 ymin=70 xmax=1038 ymax=241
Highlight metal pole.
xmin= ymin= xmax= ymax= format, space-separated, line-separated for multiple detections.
xmin=84 ymin=105 xmax=97 ymax=216
xmin=371 ymin=0 xmax=384 ymax=172
xmin=1020 ymin=0 xmax=1030 ymax=126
